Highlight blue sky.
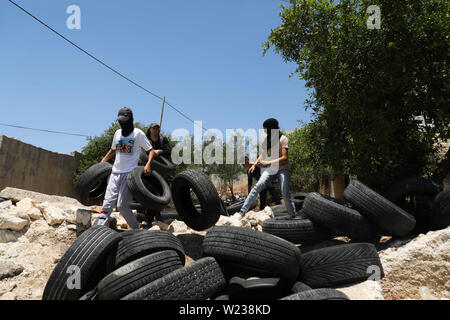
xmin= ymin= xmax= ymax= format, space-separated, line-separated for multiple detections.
xmin=0 ymin=0 xmax=311 ymax=155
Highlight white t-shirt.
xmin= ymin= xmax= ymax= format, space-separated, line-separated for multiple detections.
xmin=261 ymin=135 xmax=290 ymax=175
xmin=111 ymin=128 xmax=152 ymax=173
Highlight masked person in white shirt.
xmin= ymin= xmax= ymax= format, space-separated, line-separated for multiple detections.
xmin=238 ymin=118 xmax=297 ymax=219
xmin=97 ymin=107 xmax=155 ymax=229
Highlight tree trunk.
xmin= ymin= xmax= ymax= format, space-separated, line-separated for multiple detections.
xmin=228 ymin=180 xmax=236 ymax=201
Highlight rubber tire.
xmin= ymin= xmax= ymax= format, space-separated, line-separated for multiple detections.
xmin=291 ymin=281 xmax=312 ymax=293
xmin=97 ymin=250 xmax=183 ymax=300
xmin=113 ymin=230 xmax=185 ymax=269
xmin=385 ymin=177 xmax=441 ymax=222
xmin=171 ymin=169 xmax=222 ymax=231
xmin=42 ymin=225 xmax=122 ymax=300
xmin=78 ymin=288 xmax=98 ymax=300
xmin=344 ymin=180 xmax=416 ymax=236
xmin=291 ymin=192 xmax=308 ymax=201
xmin=74 ymin=162 xmax=112 ymax=206
xmin=271 ymin=201 xmax=303 ymax=217
xmin=121 ymin=257 xmax=226 ymax=300
xmin=299 ymin=243 xmax=384 ymax=288
xmin=262 ymin=217 xmax=332 ymax=245
xmin=281 ymin=289 xmax=349 ymax=300
xmin=202 ymin=226 xmax=302 ymax=281
xmin=126 ymin=166 xmax=172 ymax=211
xmin=430 ymin=188 xmax=450 ymax=230
xmin=385 ymin=177 xmax=441 ymax=203
xmin=139 ymin=150 xmax=175 ymax=178
xmin=228 ymin=277 xmax=294 ymax=300
xmin=303 ymin=192 xmax=379 ymax=240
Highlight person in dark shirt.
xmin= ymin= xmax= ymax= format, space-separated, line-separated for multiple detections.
xmin=143 ymin=123 xmax=172 ymax=225
xmin=146 ymin=123 xmax=171 ymax=160
xmin=243 ymin=156 xmax=281 ymax=210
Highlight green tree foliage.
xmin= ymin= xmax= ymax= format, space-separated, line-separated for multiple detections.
xmin=264 ymin=0 xmax=449 ymax=191
xmin=288 ymin=120 xmax=331 ymax=191
xmin=207 ymin=139 xmax=247 ymax=201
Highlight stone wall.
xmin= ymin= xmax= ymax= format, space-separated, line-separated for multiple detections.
xmin=0 ymin=136 xmax=80 ymax=198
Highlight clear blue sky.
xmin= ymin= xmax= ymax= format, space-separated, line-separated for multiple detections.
xmin=0 ymin=0 xmax=312 ymax=155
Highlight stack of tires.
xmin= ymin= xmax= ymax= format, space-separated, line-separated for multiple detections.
xmin=42 ymin=225 xmax=384 ymax=300
xmin=42 ymin=226 xmax=190 ymax=300
xmin=263 ymin=178 xmax=449 ymax=245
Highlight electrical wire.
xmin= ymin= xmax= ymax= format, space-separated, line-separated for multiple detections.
xmin=7 ymin=0 xmax=208 ymax=132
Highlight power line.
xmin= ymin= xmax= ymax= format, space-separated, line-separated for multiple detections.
xmin=0 ymin=122 xmax=91 ymax=138
xmin=8 ymin=0 xmax=208 ymax=132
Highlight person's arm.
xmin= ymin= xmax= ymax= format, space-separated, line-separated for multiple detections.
xmin=258 ymin=137 xmax=289 ymax=167
xmin=101 ymin=149 xmax=116 ymax=163
xmin=261 ymin=148 xmax=288 ymax=167
xmin=144 ymin=149 xmax=155 ymax=176
xmin=249 ymin=150 xmax=266 ymax=173
xmin=139 ymin=130 xmax=155 ymax=176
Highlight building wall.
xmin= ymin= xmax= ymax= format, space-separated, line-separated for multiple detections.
xmin=0 ymin=135 xmax=80 ymax=197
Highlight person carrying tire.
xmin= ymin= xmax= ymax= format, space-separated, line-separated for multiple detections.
xmin=238 ymin=118 xmax=296 ymax=219
xmin=97 ymin=107 xmax=155 ymax=229
xmin=146 ymin=122 xmax=171 ymax=161
xmin=243 ymin=156 xmax=281 ymax=210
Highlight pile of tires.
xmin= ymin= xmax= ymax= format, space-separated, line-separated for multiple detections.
xmin=201 ymin=226 xmax=383 ymax=300
xmin=43 ymin=225 xmax=384 ymax=300
xmin=263 ymin=178 xmax=448 ymax=245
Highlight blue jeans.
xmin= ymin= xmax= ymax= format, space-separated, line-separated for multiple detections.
xmin=240 ymin=169 xmax=296 ymax=217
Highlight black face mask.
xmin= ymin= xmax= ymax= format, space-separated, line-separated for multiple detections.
xmin=119 ymin=119 xmax=134 ymax=137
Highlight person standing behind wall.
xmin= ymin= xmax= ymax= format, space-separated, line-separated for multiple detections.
xmin=97 ymin=107 xmax=155 ymax=229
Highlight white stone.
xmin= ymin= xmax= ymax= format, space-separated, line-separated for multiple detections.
xmin=153 ymin=220 xmax=172 ymax=231
xmin=0 ymin=200 xmax=13 ymax=209
xmin=419 ymin=287 xmax=439 ymax=300
xmin=36 ymin=203 xmax=65 ymax=226
xmin=169 ymin=220 xmax=190 ymax=234
xmin=75 ymin=209 xmax=92 ymax=227
xmin=335 ymin=280 xmax=384 ymax=300
xmin=379 ymin=226 xmax=450 ymax=300
xmin=0 ymin=230 xmax=20 ymax=243
xmin=216 ymin=215 xmax=241 ymax=228
xmin=149 ymin=225 xmax=161 ymax=231
xmin=0 ymin=187 xmax=87 ymax=208
xmin=0 ymin=211 xmax=29 ymax=231
xmin=245 ymin=209 xmax=272 ymax=226
xmin=240 ymin=218 xmax=253 ymax=229
xmin=6 ymin=207 xmax=30 ymax=222
xmin=66 ymin=224 xmax=77 ymax=231
xmin=0 ymin=292 xmax=17 ymax=300
xmin=16 ymin=198 xmax=42 ymax=220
